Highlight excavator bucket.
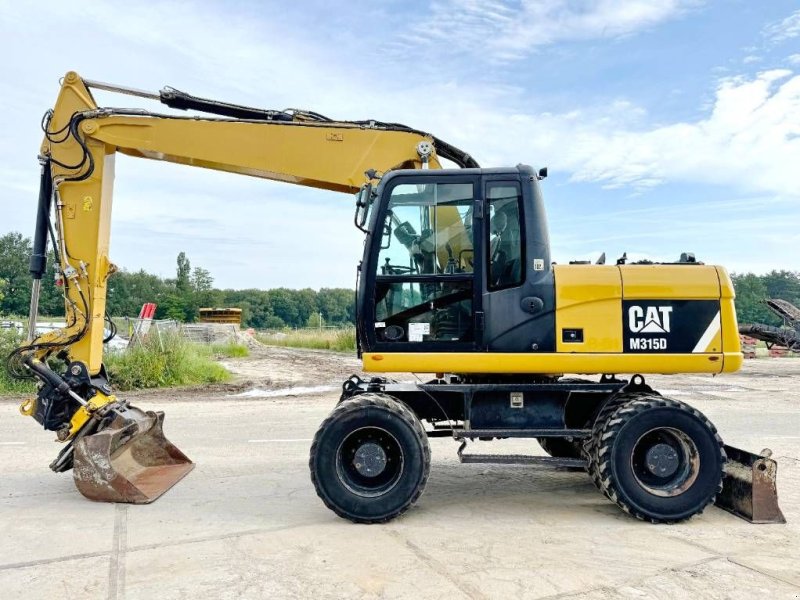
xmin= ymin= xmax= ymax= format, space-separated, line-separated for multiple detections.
xmin=716 ymin=445 xmax=785 ymax=524
xmin=72 ymin=409 xmax=194 ymax=504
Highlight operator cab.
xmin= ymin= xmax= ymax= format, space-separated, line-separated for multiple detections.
xmin=356 ymin=165 xmax=556 ymax=355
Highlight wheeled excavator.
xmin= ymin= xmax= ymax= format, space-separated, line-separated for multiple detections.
xmin=11 ymin=72 xmax=784 ymax=525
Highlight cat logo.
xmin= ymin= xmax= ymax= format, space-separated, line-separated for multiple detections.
xmin=628 ymin=305 xmax=673 ymax=334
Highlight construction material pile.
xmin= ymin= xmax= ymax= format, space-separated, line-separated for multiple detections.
xmin=739 ymin=298 xmax=800 ymax=353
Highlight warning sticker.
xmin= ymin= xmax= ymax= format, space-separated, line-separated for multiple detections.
xmin=408 ymin=322 xmax=430 ymax=342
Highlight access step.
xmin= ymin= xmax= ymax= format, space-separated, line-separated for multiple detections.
xmin=457 ymin=453 xmax=587 ymax=469
xmin=453 ymin=428 xmax=590 ymax=440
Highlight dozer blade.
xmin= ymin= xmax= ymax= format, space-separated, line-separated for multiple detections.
xmin=72 ymin=408 xmax=194 ymax=504
xmin=716 ymin=445 xmax=785 ymax=524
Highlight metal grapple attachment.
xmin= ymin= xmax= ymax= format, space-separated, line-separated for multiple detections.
xmin=72 ymin=408 xmax=194 ymax=504
xmin=716 ymin=445 xmax=785 ymax=524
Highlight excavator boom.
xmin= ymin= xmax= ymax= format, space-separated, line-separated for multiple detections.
xmin=15 ymin=71 xmax=475 ymax=503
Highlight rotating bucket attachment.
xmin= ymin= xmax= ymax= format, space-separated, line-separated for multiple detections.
xmin=716 ymin=445 xmax=785 ymax=524
xmin=72 ymin=407 xmax=194 ymax=503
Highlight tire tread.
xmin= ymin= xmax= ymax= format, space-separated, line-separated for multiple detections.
xmin=309 ymin=392 xmax=431 ymax=524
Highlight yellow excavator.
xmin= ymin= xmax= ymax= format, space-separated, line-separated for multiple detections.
xmin=12 ymin=72 xmax=783 ymax=525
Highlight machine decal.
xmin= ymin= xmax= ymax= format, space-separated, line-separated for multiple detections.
xmin=622 ymin=300 xmax=720 ymax=353
xmin=692 ymin=311 xmax=721 ymax=352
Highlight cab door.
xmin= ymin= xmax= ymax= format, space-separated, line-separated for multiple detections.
xmin=364 ymin=173 xmax=483 ymax=352
xmin=482 ymin=176 xmax=556 ymax=352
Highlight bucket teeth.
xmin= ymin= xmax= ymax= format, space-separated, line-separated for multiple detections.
xmin=72 ymin=408 xmax=194 ymax=504
xmin=716 ymin=444 xmax=785 ymax=524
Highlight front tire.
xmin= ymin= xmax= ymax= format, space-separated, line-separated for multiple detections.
xmin=309 ymin=393 xmax=430 ymax=523
xmin=591 ymin=396 xmax=725 ymax=523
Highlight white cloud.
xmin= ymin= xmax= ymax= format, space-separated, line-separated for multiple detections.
xmin=1 ymin=1 xmax=798 ymax=287
xmin=393 ymin=0 xmax=699 ymax=61
xmin=763 ymin=9 xmax=800 ymax=44
xmin=788 ymin=54 xmax=800 ymax=65
xmin=454 ymin=69 xmax=800 ymax=197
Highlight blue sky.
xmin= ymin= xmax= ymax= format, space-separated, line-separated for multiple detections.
xmin=0 ymin=1 xmax=798 ymax=289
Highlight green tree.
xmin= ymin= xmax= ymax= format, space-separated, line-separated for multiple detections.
xmin=263 ymin=314 xmax=286 ymax=329
xmin=0 ymin=232 xmax=32 ymax=315
xmin=192 ymin=267 xmax=213 ymax=292
xmin=731 ymin=273 xmax=776 ymax=325
xmin=106 ymin=269 xmax=173 ymax=317
xmin=317 ymin=288 xmax=354 ymax=324
xmin=295 ymin=288 xmax=318 ymax=327
xmin=761 ymin=270 xmax=800 ymax=305
xmin=176 ymin=252 xmax=192 ymax=293
xmin=159 ymin=293 xmax=189 ymax=321
xmin=0 ymin=232 xmax=62 ymax=317
xmin=268 ymin=288 xmax=300 ymax=327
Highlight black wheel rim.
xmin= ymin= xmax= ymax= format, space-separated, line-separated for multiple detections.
xmin=630 ymin=427 xmax=699 ymax=497
xmin=335 ymin=426 xmax=405 ymax=497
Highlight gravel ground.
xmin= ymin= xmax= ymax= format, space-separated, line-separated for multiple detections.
xmin=0 ymin=350 xmax=798 ymax=599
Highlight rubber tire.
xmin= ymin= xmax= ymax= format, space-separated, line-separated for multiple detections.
xmin=585 ymin=393 xmax=649 ymax=493
xmin=309 ymin=393 xmax=431 ymax=524
xmin=537 ymin=437 xmax=583 ymax=459
xmin=594 ymin=396 xmax=725 ymax=523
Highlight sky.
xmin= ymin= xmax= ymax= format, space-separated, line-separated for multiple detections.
xmin=0 ymin=0 xmax=798 ymax=289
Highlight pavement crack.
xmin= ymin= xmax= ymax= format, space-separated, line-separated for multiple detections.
xmin=125 ymin=520 xmax=326 ymax=554
xmin=535 ymin=555 xmax=725 ymax=600
xmin=107 ymin=504 xmax=129 ymax=600
xmin=0 ymin=550 xmax=111 ymax=572
xmin=666 ymin=535 xmax=800 ymax=591
xmin=726 ymin=557 xmax=800 ymax=590
xmin=385 ymin=529 xmax=489 ymax=600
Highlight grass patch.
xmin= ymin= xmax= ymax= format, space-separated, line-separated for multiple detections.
xmin=105 ymin=333 xmax=231 ymax=391
xmin=256 ymin=327 xmax=356 ymax=352
xmin=208 ymin=341 xmax=250 ymax=358
xmin=0 ymin=329 xmax=36 ymax=395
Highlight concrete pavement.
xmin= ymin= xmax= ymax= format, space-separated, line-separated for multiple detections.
xmin=1 ymin=359 xmax=799 ymax=599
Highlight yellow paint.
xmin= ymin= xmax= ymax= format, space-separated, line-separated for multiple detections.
xmin=619 ymin=264 xmax=721 ymax=299
xmin=554 ymin=265 xmax=622 ymax=352
xmin=33 ymin=71 xmax=445 ymax=375
xmin=66 ymin=392 xmax=117 ymax=439
xmin=717 ymin=266 xmax=742 ymax=367
xmin=362 ymin=352 xmax=739 ymax=375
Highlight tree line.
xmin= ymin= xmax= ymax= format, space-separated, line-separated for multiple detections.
xmin=0 ymin=232 xmax=354 ymax=329
xmin=1 ymin=231 xmax=798 ymax=329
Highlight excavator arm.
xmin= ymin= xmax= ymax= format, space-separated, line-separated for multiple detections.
xmin=13 ymin=71 xmax=477 ymax=503
xmin=30 ymin=71 xmax=480 ymax=373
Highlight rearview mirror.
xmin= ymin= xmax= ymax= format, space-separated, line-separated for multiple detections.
xmin=354 ymin=183 xmax=373 ymax=232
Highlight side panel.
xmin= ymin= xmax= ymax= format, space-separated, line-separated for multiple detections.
xmin=554 ymin=265 xmax=622 ymax=353
xmin=620 ymin=264 xmax=725 ymax=356
xmin=717 ymin=266 xmax=744 ymax=372
xmin=362 ymin=263 xmax=743 ymax=375
xmin=362 ymin=352 xmax=732 ymax=374
xmin=620 ymin=265 xmax=720 ymax=299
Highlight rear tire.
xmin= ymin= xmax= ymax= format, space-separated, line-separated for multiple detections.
xmin=592 ymin=396 xmax=725 ymax=523
xmin=309 ymin=393 xmax=430 ymax=523
xmin=585 ymin=393 xmax=648 ymax=493
xmin=537 ymin=437 xmax=583 ymax=459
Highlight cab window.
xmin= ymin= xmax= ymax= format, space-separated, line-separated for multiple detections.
xmin=487 ymin=182 xmax=523 ymax=289
xmin=374 ymin=180 xmax=475 ymax=344
xmin=377 ymin=182 xmax=474 ymax=276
